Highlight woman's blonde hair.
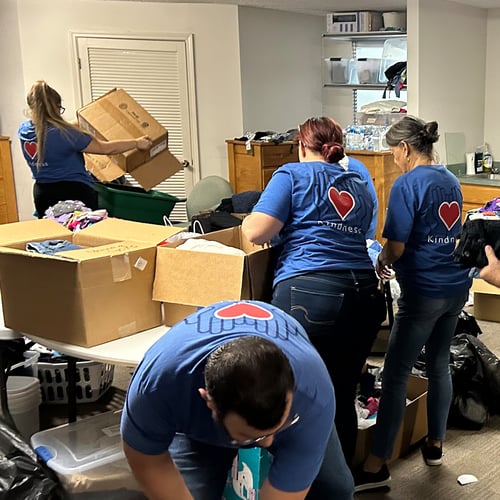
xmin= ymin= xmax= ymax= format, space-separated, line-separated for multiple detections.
xmin=26 ymin=80 xmax=86 ymax=166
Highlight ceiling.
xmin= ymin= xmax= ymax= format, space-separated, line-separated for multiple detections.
xmin=117 ymin=0 xmax=500 ymax=16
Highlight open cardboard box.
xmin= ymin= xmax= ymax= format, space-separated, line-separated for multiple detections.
xmin=353 ymin=374 xmax=428 ymax=467
xmin=471 ymin=278 xmax=500 ymax=322
xmin=0 ymin=219 xmax=181 ymax=347
xmin=77 ymin=88 xmax=183 ymax=190
xmin=153 ymin=226 xmax=273 ymax=326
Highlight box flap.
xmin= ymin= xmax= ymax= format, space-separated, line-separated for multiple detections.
xmin=74 ymin=218 xmax=182 ymax=246
xmin=84 ymin=154 xmax=126 ymax=183
xmin=471 ymin=278 xmax=500 ymax=296
xmin=57 ymin=241 xmax=154 ymax=261
xmin=0 ymin=220 xmax=71 ymax=247
xmin=153 ymin=246 xmax=245 ymax=305
xmin=128 ymin=149 xmax=183 ymax=191
xmin=84 ymin=147 xmax=182 ymax=191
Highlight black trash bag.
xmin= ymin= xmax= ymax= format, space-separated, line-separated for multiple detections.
xmin=455 ymin=310 xmax=482 ymax=337
xmin=448 ymin=333 xmax=500 ymax=429
xmin=0 ymin=418 xmax=63 ymax=499
xmin=189 ymin=211 xmax=243 ymax=234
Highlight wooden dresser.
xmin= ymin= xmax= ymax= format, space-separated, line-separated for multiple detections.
xmin=0 ymin=137 xmax=18 ymax=223
xmin=226 ymin=140 xmax=298 ymax=193
xmin=347 ymin=150 xmax=400 ymax=241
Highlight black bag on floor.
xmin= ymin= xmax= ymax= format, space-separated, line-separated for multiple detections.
xmin=0 ymin=418 xmax=63 ymax=499
xmin=448 ymin=333 xmax=500 ymax=429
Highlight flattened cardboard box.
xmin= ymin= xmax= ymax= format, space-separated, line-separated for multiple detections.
xmin=153 ymin=226 xmax=273 ymax=326
xmin=0 ymin=219 xmax=163 ymax=347
xmin=77 ymin=88 xmax=182 ymax=190
xmin=353 ymin=375 xmax=428 ymax=467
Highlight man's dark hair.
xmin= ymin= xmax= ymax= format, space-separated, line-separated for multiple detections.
xmin=204 ymin=336 xmax=295 ymax=430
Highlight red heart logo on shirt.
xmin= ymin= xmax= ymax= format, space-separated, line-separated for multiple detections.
xmin=215 ymin=303 xmax=273 ymax=320
xmin=438 ymin=201 xmax=460 ymax=230
xmin=24 ymin=141 xmax=38 ymax=160
xmin=328 ymin=187 xmax=355 ymax=220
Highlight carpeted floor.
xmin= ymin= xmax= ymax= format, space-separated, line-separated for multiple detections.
xmin=358 ymin=308 xmax=500 ymax=500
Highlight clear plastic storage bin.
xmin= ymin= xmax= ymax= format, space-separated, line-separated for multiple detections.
xmin=325 ymin=57 xmax=351 ymax=84
xmin=31 ymin=410 xmax=145 ymax=499
xmin=353 ymin=58 xmax=381 ymax=84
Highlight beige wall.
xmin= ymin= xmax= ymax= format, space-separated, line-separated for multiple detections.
xmin=238 ymin=7 xmax=323 ymax=132
xmin=484 ymin=8 xmax=500 ymax=159
xmin=411 ymin=0 xmax=487 ymax=164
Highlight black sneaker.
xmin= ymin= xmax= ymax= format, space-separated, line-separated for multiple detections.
xmin=353 ymin=464 xmax=391 ymax=492
xmin=421 ymin=442 xmax=443 ymax=466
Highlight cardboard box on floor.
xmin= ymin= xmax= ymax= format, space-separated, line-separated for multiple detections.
xmin=471 ymin=278 xmax=500 ymax=322
xmin=353 ymin=375 xmax=428 ymax=467
xmin=152 ymin=226 xmax=273 ymax=326
xmin=77 ymin=88 xmax=183 ymax=190
xmin=0 ymin=219 xmax=181 ymax=347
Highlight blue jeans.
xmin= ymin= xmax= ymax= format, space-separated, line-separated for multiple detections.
xmin=372 ymin=288 xmax=468 ymax=459
xmin=169 ymin=427 xmax=354 ymax=499
xmin=272 ymin=270 xmax=387 ymax=466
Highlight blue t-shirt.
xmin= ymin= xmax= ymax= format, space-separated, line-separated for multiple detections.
xmin=252 ymin=161 xmax=375 ymax=286
xmin=344 ymin=156 xmax=378 ymax=240
xmin=18 ymin=120 xmax=94 ymax=187
xmin=383 ymin=165 xmax=471 ymax=297
xmin=121 ymin=300 xmax=335 ymax=493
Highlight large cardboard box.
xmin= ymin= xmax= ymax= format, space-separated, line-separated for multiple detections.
xmin=152 ymin=226 xmax=273 ymax=326
xmin=77 ymin=88 xmax=183 ymax=190
xmin=223 ymin=448 xmax=272 ymax=500
xmin=353 ymin=375 xmax=428 ymax=467
xmin=471 ymin=278 xmax=500 ymax=322
xmin=0 ymin=219 xmax=179 ymax=347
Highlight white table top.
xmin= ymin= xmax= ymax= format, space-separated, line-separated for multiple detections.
xmin=24 ymin=325 xmax=169 ymax=367
xmin=0 ymin=297 xmax=169 ymax=367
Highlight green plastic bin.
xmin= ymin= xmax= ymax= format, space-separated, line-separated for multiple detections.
xmin=94 ymin=182 xmax=184 ymax=225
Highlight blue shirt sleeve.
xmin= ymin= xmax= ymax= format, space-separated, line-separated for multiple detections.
xmin=252 ymin=168 xmax=292 ymax=224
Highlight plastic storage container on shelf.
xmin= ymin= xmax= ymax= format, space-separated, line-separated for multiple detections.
xmin=378 ymin=37 xmax=407 ymax=83
xmin=31 ymin=410 xmax=145 ymax=499
xmin=325 ymin=57 xmax=351 ymax=83
xmin=353 ymin=58 xmax=382 ymax=84
xmin=94 ymin=182 xmax=184 ymax=225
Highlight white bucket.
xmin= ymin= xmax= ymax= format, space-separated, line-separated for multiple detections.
xmin=383 ymin=12 xmax=407 ymax=31
xmin=7 ymin=376 xmax=41 ymax=439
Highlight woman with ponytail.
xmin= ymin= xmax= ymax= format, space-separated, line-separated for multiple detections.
xmin=18 ymin=80 xmax=152 ymax=217
xmin=242 ymin=116 xmax=387 ymax=482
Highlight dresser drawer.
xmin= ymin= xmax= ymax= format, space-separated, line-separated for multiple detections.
xmin=260 ymin=143 xmax=298 ymax=167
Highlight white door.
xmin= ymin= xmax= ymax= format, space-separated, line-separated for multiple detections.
xmin=73 ymin=34 xmax=199 ymax=221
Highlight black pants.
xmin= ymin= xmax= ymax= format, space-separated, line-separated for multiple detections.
xmin=34 ymin=181 xmax=98 ymax=218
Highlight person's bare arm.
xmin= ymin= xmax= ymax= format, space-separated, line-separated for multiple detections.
xmin=83 ymin=135 xmax=152 ymax=155
xmin=260 ymin=478 xmax=309 ymax=500
xmin=123 ymin=442 xmax=193 ymax=500
xmin=376 ymin=239 xmax=405 ymax=279
xmin=242 ymin=211 xmax=283 ymax=245
xmin=479 ymin=245 xmax=500 ymax=288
